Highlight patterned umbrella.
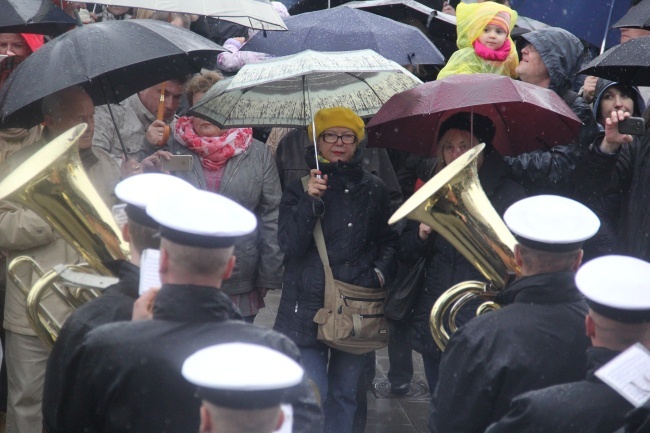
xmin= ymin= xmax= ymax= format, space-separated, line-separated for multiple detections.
xmin=189 ymin=49 xmax=422 ymax=169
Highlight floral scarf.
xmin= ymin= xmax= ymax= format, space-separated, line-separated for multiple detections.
xmin=473 ymin=38 xmax=512 ymax=62
xmin=174 ymin=116 xmax=252 ymax=170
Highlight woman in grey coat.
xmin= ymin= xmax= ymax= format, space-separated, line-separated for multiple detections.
xmin=157 ymin=71 xmax=283 ymax=321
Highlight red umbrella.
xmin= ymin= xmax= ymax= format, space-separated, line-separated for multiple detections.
xmin=366 ymin=73 xmax=582 ymax=157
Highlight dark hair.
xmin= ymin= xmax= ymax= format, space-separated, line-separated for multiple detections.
xmin=437 ymin=112 xmax=496 ymax=145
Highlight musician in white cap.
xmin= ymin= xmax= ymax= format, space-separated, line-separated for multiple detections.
xmin=430 ymin=195 xmax=601 ymax=433
xmin=42 ymin=173 xmax=194 ymax=433
xmin=50 ymin=190 xmax=322 ymax=433
xmin=182 ymin=342 xmax=305 ymax=433
xmin=486 ymin=254 xmax=650 ymax=433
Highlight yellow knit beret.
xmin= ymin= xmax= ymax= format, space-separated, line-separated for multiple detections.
xmin=307 ymin=107 xmax=365 ymax=143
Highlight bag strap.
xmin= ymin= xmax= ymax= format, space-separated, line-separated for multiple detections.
xmin=301 ymin=175 xmax=337 ymax=310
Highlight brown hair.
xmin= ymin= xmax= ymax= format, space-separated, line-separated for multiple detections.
xmin=185 ymin=71 xmax=224 ymax=105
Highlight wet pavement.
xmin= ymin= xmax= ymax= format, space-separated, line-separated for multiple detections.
xmin=256 ymin=290 xmax=430 ymax=433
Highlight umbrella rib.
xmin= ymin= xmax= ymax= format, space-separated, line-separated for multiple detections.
xmin=347 ymin=73 xmax=386 ymax=103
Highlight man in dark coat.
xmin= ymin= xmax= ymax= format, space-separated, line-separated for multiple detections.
xmin=42 ymin=173 xmax=192 ymax=433
xmin=48 ymin=190 xmax=322 ymax=433
xmin=504 ymin=27 xmax=600 ymax=196
xmin=429 ymin=195 xmax=601 ymax=433
xmin=486 ymin=254 xmax=650 ymax=433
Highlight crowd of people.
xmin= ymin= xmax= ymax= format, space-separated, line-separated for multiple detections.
xmin=1 ymin=0 xmax=650 ymax=433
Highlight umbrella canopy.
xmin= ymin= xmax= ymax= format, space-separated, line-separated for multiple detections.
xmin=0 ymin=0 xmax=76 ymax=35
xmin=579 ymin=36 xmax=650 ymax=86
xmin=366 ymin=73 xmax=582 ymax=157
xmin=612 ymin=0 xmax=650 ymax=29
xmin=0 ymin=19 xmax=225 ymax=128
xmin=96 ymin=0 xmax=287 ymax=31
xmin=514 ymin=0 xmax=628 ymax=50
xmin=344 ymin=0 xmax=433 ymax=27
xmin=242 ymin=6 xmax=444 ymax=66
xmin=189 ymin=49 xmax=422 ymax=128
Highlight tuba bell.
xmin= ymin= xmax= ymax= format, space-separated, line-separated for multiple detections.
xmin=388 ymin=143 xmax=519 ymax=350
xmin=0 ymin=124 xmax=128 ymax=347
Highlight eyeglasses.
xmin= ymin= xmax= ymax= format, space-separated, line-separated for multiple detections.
xmin=320 ymin=133 xmax=357 ymax=145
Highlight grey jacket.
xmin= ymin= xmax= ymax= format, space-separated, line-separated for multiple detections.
xmin=166 ymin=136 xmax=283 ymax=295
xmin=93 ymin=94 xmax=162 ymax=162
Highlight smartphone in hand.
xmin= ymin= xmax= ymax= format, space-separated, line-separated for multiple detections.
xmin=161 ymin=155 xmax=193 ymax=172
xmin=618 ymin=117 xmax=646 ymax=136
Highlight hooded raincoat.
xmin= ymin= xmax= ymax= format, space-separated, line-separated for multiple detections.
xmin=437 ymin=2 xmax=518 ymax=79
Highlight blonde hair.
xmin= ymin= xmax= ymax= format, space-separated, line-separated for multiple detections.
xmin=185 ymin=71 xmax=224 ymax=105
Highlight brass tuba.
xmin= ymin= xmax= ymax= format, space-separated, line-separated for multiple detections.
xmin=0 ymin=124 xmax=128 ymax=347
xmin=388 ymin=144 xmax=519 ymax=351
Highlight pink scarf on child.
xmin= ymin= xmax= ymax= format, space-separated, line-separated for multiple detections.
xmin=174 ymin=116 xmax=252 ymax=171
xmin=473 ymin=38 xmax=512 ymax=62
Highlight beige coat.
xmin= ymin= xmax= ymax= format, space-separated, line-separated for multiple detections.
xmin=0 ymin=140 xmax=120 ymax=335
xmin=0 ymin=126 xmax=43 ymax=165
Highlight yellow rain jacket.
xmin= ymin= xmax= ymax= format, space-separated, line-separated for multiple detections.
xmin=437 ymin=2 xmax=518 ymax=79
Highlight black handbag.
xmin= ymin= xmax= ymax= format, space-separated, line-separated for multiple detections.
xmin=384 ymin=257 xmax=427 ymax=321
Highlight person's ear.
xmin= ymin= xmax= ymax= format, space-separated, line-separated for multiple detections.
xmin=514 ymin=244 xmax=523 ymax=268
xmin=585 ymin=314 xmax=596 ymax=339
xmin=159 ymin=246 xmax=169 ymax=276
xmin=273 ymin=408 xmax=285 ymax=432
xmin=199 ymin=404 xmax=212 ymax=433
xmin=121 ymin=222 xmax=131 ymax=243
xmin=222 ymin=255 xmax=237 ymax=280
xmin=572 ymin=250 xmax=584 ymax=272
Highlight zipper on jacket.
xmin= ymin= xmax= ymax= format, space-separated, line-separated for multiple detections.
xmin=221 ymin=148 xmax=248 ymax=192
xmin=294 ymin=301 xmax=299 ymax=313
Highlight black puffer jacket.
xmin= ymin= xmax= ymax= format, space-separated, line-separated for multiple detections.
xmin=400 ymin=149 xmax=525 ymax=355
xmin=274 ymin=149 xmax=398 ymax=347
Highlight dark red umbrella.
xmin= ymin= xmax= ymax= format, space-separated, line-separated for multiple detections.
xmin=366 ymin=73 xmax=582 ymax=157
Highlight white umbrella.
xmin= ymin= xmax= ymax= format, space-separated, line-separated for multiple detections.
xmin=189 ymin=49 xmax=422 ymax=170
xmin=97 ymin=0 xmax=287 ymax=31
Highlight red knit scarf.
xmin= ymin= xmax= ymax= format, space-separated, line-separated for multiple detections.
xmin=174 ymin=116 xmax=252 ymax=171
xmin=473 ymin=38 xmax=511 ymax=62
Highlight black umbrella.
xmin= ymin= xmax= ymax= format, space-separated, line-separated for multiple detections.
xmin=611 ymin=0 xmax=650 ymax=30
xmin=0 ymin=0 xmax=77 ymax=35
xmin=0 ymin=19 xmax=225 ymax=129
xmin=579 ymin=36 xmax=650 ymax=86
xmin=243 ymin=6 xmax=445 ymax=66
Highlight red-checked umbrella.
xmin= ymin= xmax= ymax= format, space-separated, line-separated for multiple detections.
xmin=366 ymin=73 xmax=582 ymax=157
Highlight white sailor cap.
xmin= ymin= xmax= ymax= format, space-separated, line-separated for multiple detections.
xmin=576 ymin=255 xmax=650 ymax=323
xmin=146 ymin=189 xmax=257 ymax=248
xmin=504 ymin=195 xmax=600 ymax=252
xmin=114 ymin=174 xmax=194 ymax=228
xmin=182 ymin=343 xmax=304 ymax=409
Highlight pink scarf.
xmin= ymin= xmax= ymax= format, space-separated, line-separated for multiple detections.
xmin=174 ymin=116 xmax=252 ymax=171
xmin=473 ymin=38 xmax=512 ymax=62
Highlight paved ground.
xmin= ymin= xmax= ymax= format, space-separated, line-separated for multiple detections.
xmin=256 ymin=290 xmax=430 ymax=433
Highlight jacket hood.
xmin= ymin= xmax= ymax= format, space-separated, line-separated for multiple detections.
xmin=521 ymin=27 xmax=584 ymax=94
xmin=593 ymin=79 xmax=646 ymax=127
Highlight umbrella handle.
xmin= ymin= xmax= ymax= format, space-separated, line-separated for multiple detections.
xmin=156 ymin=83 xmax=170 ymax=147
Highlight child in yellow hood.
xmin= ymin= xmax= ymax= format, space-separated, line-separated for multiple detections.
xmin=437 ymin=2 xmax=518 ymax=79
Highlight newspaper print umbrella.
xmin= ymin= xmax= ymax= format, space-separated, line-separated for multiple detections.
xmin=189 ymin=49 xmax=422 ymax=170
xmin=95 ymin=0 xmax=287 ymax=31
